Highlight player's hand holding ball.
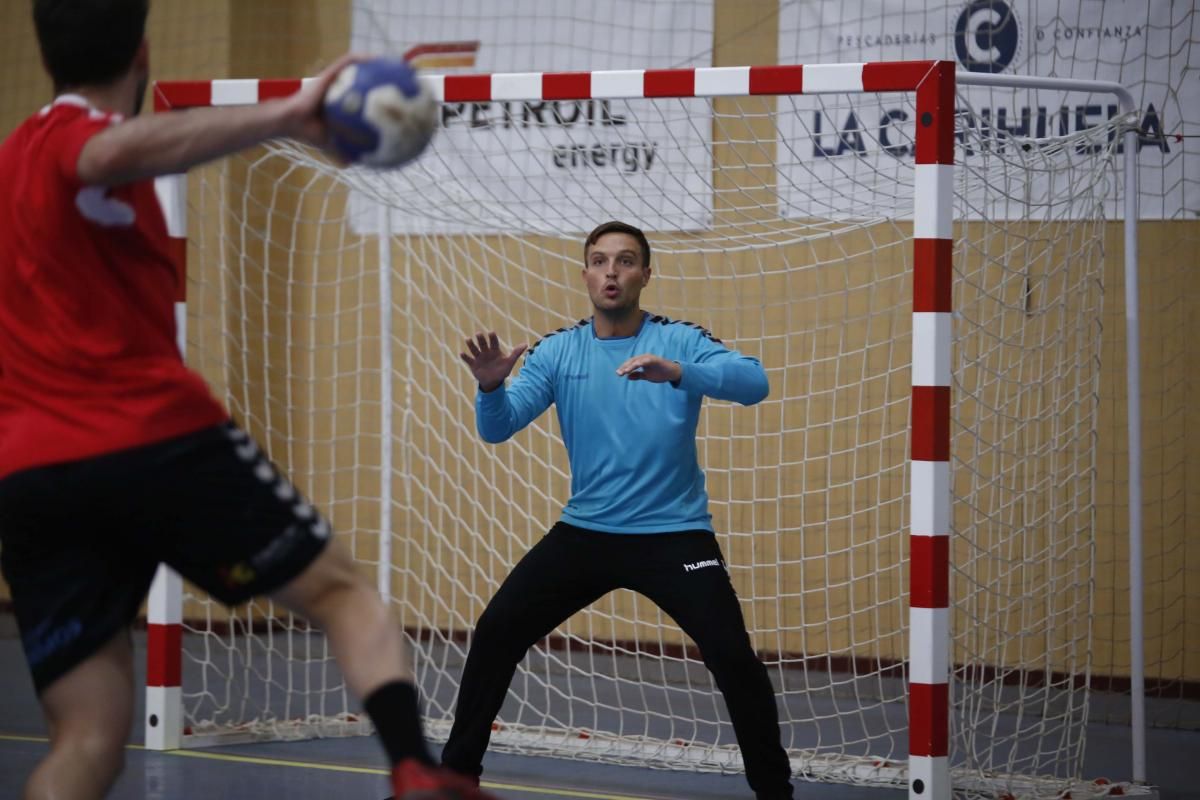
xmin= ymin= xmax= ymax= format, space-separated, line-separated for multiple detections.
xmin=322 ymin=57 xmax=438 ymax=169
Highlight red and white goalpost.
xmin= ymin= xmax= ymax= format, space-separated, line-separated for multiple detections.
xmin=144 ymin=61 xmax=1145 ymax=800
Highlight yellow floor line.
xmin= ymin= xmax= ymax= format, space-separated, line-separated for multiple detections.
xmin=0 ymin=734 xmax=47 ymax=744
xmin=0 ymin=732 xmax=658 ymax=800
xmin=153 ymin=746 xmax=389 ymax=775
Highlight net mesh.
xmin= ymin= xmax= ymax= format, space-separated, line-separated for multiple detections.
xmin=173 ymin=82 xmax=1125 ymax=797
xmin=0 ymin=0 xmax=1192 ymax=743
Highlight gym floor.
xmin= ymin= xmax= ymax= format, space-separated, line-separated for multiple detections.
xmin=1 ymin=626 xmax=1197 ymax=800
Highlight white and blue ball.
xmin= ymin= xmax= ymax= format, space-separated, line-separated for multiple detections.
xmin=323 ymin=58 xmax=437 ymax=169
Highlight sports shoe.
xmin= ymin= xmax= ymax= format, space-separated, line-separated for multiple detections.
xmin=390 ymin=758 xmax=498 ymax=799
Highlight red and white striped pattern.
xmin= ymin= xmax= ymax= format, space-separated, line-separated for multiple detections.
xmin=146 ymin=174 xmax=188 ymax=751
xmin=907 ymin=60 xmax=955 ymax=800
xmin=150 ymin=62 xmax=957 ymax=800
xmin=144 ymin=564 xmax=183 ymax=750
xmin=153 ymin=60 xmax=950 ymax=108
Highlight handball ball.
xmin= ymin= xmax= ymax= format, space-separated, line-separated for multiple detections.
xmin=322 ymin=58 xmax=437 ymax=169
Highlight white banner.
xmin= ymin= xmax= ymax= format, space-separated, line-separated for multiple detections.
xmin=776 ymin=0 xmax=1196 ymax=220
xmin=348 ymin=0 xmax=714 ymax=235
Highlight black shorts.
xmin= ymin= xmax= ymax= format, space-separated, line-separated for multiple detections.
xmin=0 ymin=422 xmax=330 ymax=694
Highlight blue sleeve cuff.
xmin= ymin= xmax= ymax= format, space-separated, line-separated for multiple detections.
xmin=478 ymin=382 xmax=507 ymax=401
xmin=476 ymin=383 xmax=511 ymax=442
xmin=675 ymin=359 xmax=769 ymax=404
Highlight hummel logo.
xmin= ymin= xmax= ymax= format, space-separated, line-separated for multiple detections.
xmin=683 ymin=558 xmax=721 ymax=572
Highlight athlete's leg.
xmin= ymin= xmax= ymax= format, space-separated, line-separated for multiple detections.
xmin=144 ymin=423 xmax=497 ymax=798
xmin=139 ymin=424 xmax=411 ymax=698
xmin=22 ymin=631 xmax=134 ymax=800
xmin=270 ymin=539 xmax=413 ymax=695
xmin=628 ymin=532 xmax=794 ymax=800
xmin=269 ymin=542 xmax=485 ymax=799
xmin=441 ymin=522 xmax=612 ymax=780
xmin=0 ymin=454 xmax=157 ymax=800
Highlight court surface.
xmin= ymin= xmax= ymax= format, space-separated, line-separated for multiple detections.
xmin=2 ymin=627 xmax=1197 ymax=800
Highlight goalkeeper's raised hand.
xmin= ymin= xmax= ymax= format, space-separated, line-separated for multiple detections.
xmin=460 ymin=332 xmax=527 ymax=393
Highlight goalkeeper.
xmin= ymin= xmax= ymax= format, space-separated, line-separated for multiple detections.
xmin=445 ymin=220 xmax=795 ymax=800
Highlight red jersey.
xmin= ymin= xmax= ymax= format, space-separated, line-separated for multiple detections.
xmin=0 ymin=95 xmax=227 ymax=478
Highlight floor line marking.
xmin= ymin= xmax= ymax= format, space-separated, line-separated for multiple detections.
xmin=0 ymin=732 xmax=663 ymax=800
xmin=154 ymin=746 xmax=388 ymax=775
xmin=0 ymin=734 xmax=47 ymax=744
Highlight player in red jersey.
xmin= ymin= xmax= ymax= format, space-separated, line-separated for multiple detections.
xmin=0 ymin=2 xmax=495 ymax=799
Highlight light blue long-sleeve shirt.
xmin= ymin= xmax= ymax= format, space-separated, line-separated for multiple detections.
xmin=475 ymin=312 xmax=769 ymax=533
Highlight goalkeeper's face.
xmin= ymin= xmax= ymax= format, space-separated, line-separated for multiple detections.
xmin=582 ymin=233 xmax=651 ymax=314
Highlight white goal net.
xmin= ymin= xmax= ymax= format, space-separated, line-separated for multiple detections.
xmin=167 ymin=71 xmax=1128 ymax=798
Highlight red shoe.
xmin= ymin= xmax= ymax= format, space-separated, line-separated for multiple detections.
xmin=390 ymin=758 xmax=497 ymax=799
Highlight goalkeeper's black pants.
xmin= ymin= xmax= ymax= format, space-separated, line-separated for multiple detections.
xmin=441 ymin=521 xmax=795 ymax=800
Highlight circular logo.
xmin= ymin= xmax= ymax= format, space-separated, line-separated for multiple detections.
xmin=954 ymin=0 xmax=1020 ymax=73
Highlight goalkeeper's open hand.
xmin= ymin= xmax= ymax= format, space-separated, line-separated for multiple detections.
xmin=460 ymin=331 xmax=527 ymax=393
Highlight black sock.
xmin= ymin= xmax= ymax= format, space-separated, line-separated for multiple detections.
xmin=363 ymin=681 xmax=433 ymax=765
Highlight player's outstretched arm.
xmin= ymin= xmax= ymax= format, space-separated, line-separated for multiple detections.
xmin=618 ymin=350 xmax=769 ymax=405
xmin=460 ymin=331 xmax=528 ymax=393
xmin=76 ymin=53 xmax=361 ymax=186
